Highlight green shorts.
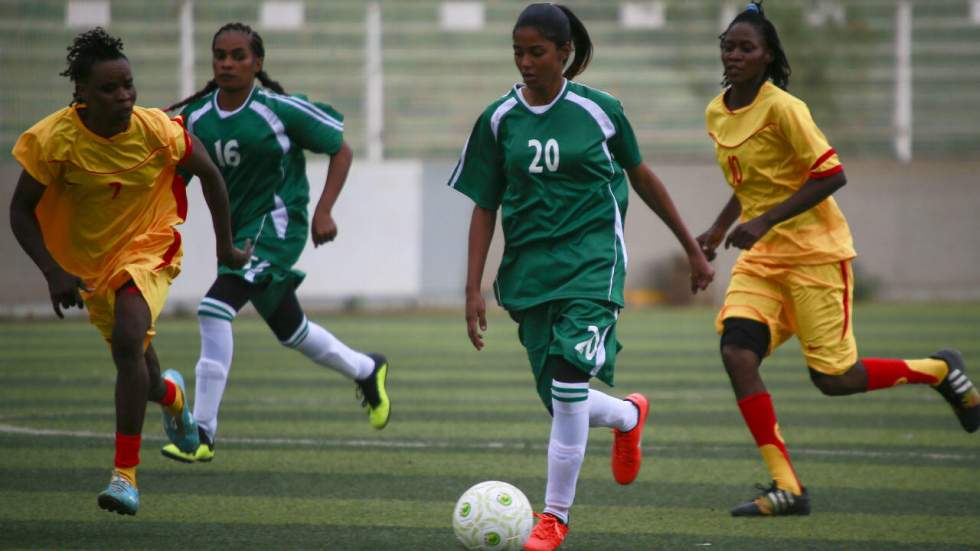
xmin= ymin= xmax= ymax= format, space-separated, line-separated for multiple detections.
xmin=218 ymin=210 xmax=307 ymax=318
xmin=510 ymin=298 xmax=622 ymax=410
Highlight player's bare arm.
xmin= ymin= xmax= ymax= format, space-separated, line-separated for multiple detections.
xmin=625 ymin=163 xmax=714 ymax=293
xmin=311 ymin=141 xmax=353 ymax=247
xmin=465 ymin=205 xmax=495 ymax=350
xmin=180 ymin=133 xmax=252 ymax=268
xmin=725 ymin=170 xmax=847 ymax=251
xmin=9 ymin=170 xmax=91 ymax=317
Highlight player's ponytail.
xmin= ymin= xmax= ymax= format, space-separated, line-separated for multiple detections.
xmin=513 ymin=3 xmax=593 ymax=80
xmin=719 ymin=1 xmax=791 ymax=90
xmin=165 ymin=22 xmax=286 ymax=112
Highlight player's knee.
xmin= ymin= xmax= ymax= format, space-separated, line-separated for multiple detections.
xmin=720 ymin=318 xmax=769 ymax=370
xmin=110 ymin=325 xmax=146 ymax=366
xmin=808 ymin=368 xmax=848 ymax=396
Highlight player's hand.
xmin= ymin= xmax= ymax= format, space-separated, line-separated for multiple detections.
xmin=219 ymin=238 xmax=253 ymax=269
xmin=44 ymin=267 xmax=91 ymax=318
xmin=695 ymin=227 xmax=725 ymax=261
xmin=688 ymin=249 xmax=715 ymax=294
xmin=311 ymin=212 xmax=338 ymax=247
xmin=465 ymin=289 xmax=487 ymax=351
xmin=725 ymin=217 xmax=770 ymax=251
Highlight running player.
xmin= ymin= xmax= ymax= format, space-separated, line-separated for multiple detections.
xmin=159 ymin=22 xmax=390 ymax=463
xmin=699 ymin=1 xmax=979 ymax=517
xmin=449 ymin=5 xmax=713 ymax=550
xmin=9 ymin=28 xmax=249 ymax=515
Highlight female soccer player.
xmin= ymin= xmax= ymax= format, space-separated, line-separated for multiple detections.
xmin=450 ymin=5 xmax=713 ymax=550
xmin=9 ymin=28 xmax=249 ymax=515
xmin=159 ymin=22 xmax=390 ymax=463
xmin=699 ymin=1 xmax=979 ymax=517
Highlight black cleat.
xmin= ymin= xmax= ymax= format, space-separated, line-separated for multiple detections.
xmin=931 ymin=349 xmax=980 ymax=433
xmin=731 ymin=482 xmax=810 ymax=517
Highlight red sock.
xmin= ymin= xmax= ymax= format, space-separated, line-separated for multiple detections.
xmin=114 ymin=432 xmax=141 ymax=469
xmin=160 ymin=379 xmax=177 ymax=406
xmin=737 ymin=392 xmax=802 ymax=495
xmin=863 ymin=358 xmax=945 ymax=390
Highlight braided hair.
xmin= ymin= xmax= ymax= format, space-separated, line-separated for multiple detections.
xmin=61 ymin=27 xmax=127 ymax=104
xmin=719 ymin=1 xmax=791 ymax=90
xmin=513 ymin=3 xmax=593 ymax=80
xmin=166 ymin=22 xmax=285 ymax=112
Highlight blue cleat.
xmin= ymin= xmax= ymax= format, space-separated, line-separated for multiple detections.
xmin=161 ymin=369 xmax=200 ymax=453
xmin=97 ymin=473 xmax=139 ymax=515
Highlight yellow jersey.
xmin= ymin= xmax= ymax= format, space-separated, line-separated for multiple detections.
xmin=11 ymin=105 xmax=191 ymax=292
xmin=705 ymin=82 xmax=855 ymax=265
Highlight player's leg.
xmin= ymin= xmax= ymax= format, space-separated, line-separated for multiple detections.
xmin=264 ymin=288 xmax=389 ymax=429
xmin=796 ymin=261 xmax=978 ymax=432
xmin=97 ymin=282 xmax=153 ymax=515
xmin=161 ymin=275 xmax=249 ymax=463
xmin=718 ymin=269 xmax=809 ymax=516
xmin=722 ymin=317 xmax=809 ymax=517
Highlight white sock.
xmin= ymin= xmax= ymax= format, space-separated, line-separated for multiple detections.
xmin=283 ymin=316 xmax=374 ymax=380
xmin=543 ymin=381 xmax=590 ymax=524
xmin=192 ymin=300 xmax=237 ymax=440
xmin=588 ymin=389 xmax=638 ymax=432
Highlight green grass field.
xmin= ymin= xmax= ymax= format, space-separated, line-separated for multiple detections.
xmin=1 ymin=303 xmax=979 ymax=550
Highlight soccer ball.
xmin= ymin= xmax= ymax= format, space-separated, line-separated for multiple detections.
xmin=452 ymin=480 xmax=533 ymax=550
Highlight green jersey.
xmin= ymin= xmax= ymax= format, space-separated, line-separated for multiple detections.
xmin=181 ymin=86 xmax=343 ymax=288
xmin=449 ymin=80 xmax=643 ymax=311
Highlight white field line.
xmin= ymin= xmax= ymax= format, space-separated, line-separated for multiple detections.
xmin=0 ymin=422 xmax=976 ymax=462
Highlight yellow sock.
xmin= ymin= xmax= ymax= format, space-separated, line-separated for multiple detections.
xmin=907 ymin=359 xmax=949 ymax=386
xmin=114 ymin=466 xmax=137 ymax=488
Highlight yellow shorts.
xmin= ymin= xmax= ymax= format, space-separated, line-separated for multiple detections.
xmin=83 ymin=261 xmax=180 ymax=346
xmin=715 ymin=259 xmax=857 ymax=375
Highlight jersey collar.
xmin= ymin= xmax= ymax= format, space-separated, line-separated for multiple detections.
xmin=213 ymin=84 xmax=258 ymax=119
xmin=513 ymin=78 xmax=568 ymax=115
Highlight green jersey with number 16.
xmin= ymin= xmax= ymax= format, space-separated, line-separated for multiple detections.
xmin=449 ymin=79 xmax=643 ymax=311
xmin=180 ymin=86 xmax=344 ymax=272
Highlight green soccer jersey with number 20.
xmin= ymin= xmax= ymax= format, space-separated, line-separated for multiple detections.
xmin=449 ymin=79 xmax=643 ymax=312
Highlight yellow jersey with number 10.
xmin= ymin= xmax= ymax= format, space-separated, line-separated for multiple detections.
xmin=705 ymin=82 xmax=855 ymax=266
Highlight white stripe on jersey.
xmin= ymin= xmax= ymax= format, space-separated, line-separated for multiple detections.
xmin=271 ymin=194 xmax=289 ymax=239
xmin=490 ymin=97 xmax=519 ymax=139
xmin=249 ymin=101 xmax=291 ymax=154
xmin=566 ymin=91 xmax=618 ymax=176
xmin=186 ymin=99 xmax=213 ymax=133
xmin=258 ymin=89 xmax=344 ymax=132
xmin=448 ymin=138 xmax=469 ymax=189
xmin=606 ymin=184 xmax=628 ymax=301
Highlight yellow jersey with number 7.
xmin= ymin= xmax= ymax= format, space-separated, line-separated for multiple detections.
xmin=705 ymin=82 xmax=855 ymax=265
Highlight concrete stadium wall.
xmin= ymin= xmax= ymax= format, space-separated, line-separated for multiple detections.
xmin=1 ymin=159 xmax=978 ymax=316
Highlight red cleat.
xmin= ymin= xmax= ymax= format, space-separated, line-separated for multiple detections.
xmin=611 ymin=393 xmax=650 ymax=485
xmin=523 ymin=512 xmax=568 ymax=551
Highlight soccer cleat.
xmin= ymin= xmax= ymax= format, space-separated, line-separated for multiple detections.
xmin=931 ymin=349 xmax=980 ymax=433
xmin=523 ymin=512 xmax=568 ymax=551
xmin=97 ymin=473 xmax=139 ymax=515
xmin=611 ymin=393 xmax=650 ymax=485
xmin=731 ymin=482 xmax=810 ymax=517
xmin=161 ymin=426 xmax=215 ymax=463
xmin=161 ymin=369 xmax=200 ymax=453
xmin=356 ymin=353 xmax=391 ymax=430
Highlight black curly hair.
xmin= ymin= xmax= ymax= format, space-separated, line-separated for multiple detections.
xmin=166 ymin=22 xmax=285 ymax=112
xmin=61 ymin=27 xmax=128 ymax=103
xmin=719 ymin=1 xmax=791 ymax=90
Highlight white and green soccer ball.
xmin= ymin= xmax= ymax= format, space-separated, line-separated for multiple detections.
xmin=452 ymin=480 xmax=533 ymax=550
